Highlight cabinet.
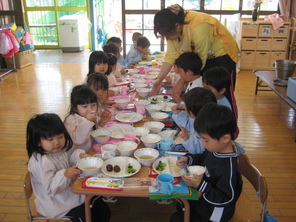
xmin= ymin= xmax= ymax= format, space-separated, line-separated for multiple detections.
xmin=239 ymin=21 xmax=290 ymax=70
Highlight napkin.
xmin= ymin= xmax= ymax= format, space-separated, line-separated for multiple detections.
xmin=149 ymin=178 xmax=198 ymax=200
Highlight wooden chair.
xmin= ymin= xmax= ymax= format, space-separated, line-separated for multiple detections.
xmin=230 ymin=154 xmax=268 ymax=222
xmin=23 ymin=172 xmax=73 ymax=222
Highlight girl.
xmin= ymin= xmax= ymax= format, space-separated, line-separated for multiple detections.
xmin=26 ymin=113 xmax=110 ymax=222
xmin=87 ymin=50 xmax=109 ymax=76
xmin=64 ymin=85 xmax=98 ymax=153
xmin=86 ymin=72 xmax=112 ymax=127
xmin=106 ymin=52 xmax=121 ymax=86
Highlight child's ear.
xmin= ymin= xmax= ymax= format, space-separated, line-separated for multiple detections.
xmin=221 ymin=134 xmax=232 ymax=143
xmin=219 ymin=88 xmax=226 ymax=95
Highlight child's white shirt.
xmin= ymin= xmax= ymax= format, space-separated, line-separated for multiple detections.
xmin=28 ymin=149 xmax=85 ymax=219
xmin=185 ymin=76 xmax=203 ymax=93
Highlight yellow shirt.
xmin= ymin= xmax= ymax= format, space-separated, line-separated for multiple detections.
xmin=164 ymin=11 xmax=239 ymax=68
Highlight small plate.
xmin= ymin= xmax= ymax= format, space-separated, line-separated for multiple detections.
xmin=152 ymin=156 xmax=182 ymax=177
xmin=108 ymin=124 xmax=135 ymax=139
xmin=161 ymin=102 xmax=176 ymax=112
xmin=158 ymin=130 xmax=177 ymax=138
xmin=148 ymin=95 xmax=173 ymax=103
xmin=101 ymin=157 xmax=141 ymax=177
xmin=115 ymin=112 xmax=143 ymax=123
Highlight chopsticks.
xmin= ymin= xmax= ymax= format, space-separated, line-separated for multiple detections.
xmin=176 ymin=108 xmax=185 ymax=111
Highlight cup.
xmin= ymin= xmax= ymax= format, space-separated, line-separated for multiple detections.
xmin=120 ymin=86 xmax=129 ymax=96
xmin=135 ymin=103 xmax=146 ymax=115
xmin=157 ymin=173 xmax=174 ymax=195
xmin=124 ymin=132 xmax=140 ymax=144
xmin=157 ymin=137 xmax=174 ymax=151
xmin=138 ymin=67 xmax=145 ymax=74
xmin=101 ymin=144 xmax=117 ymax=160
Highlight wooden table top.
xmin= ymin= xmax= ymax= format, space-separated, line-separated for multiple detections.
xmin=254 ymin=70 xmax=296 ymax=110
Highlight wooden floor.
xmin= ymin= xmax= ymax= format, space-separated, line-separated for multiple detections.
xmin=0 ymin=50 xmax=295 ymax=222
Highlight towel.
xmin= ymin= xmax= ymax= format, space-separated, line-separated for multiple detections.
xmin=264 ymin=13 xmax=285 ymax=30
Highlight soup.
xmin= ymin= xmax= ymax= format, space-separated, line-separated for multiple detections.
xmin=139 ymin=155 xmax=154 ymax=159
xmin=96 ymin=135 xmax=108 ymax=138
xmin=83 ymin=167 xmax=97 ymax=170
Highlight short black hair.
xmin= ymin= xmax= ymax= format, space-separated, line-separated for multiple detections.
xmin=132 ymin=32 xmax=143 ymax=42
xmin=183 ymin=87 xmax=217 ymax=116
xmin=26 ymin=113 xmax=73 ymax=158
xmin=107 ymin=37 xmax=122 ymax=44
xmin=202 ymin=67 xmax=231 ymax=93
xmin=103 ymin=42 xmax=120 ymax=55
xmin=194 ymin=103 xmax=236 ymax=140
xmin=175 ymin=52 xmax=202 ymax=75
xmin=137 ymin=36 xmax=150 ymax=48
xmin=86 ymin=72 xmax=109 ymax=91
xmin=88 ymin=51 xmax=109 ymax=75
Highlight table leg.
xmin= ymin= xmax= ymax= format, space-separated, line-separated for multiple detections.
xmin=85 ymin=195 xmax=94 ymax=222
xmin=255 ymin=76 xmax=259 ymax=95
xmin=177 ymin=198 xmax=190 ymax=222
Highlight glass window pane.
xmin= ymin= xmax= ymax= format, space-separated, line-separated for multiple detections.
xmin=165 ymin=0 xmax=183 ymax=7
xmin=126 ymin=14 xmax=143 ymax=29
xmin=184 ymin=0 xmax=200 ymax=10
xmin=143 ymin=30 xmax=159 ymax=45
xmin=143 ymin=14 xmax=154 ymax=29
xmin=143 ymin=0 xmax=161 ymax=10
xmin=242 ymin=0 xmax=279 ymax=11
xmin=27 ymin=11 xmax=58 ymax=46
xmin=125 ymin=0 xmax=142 ymax=10
xmin=25 ymin=0 xmax=54 ymax=7
xmin=222 ymin=0 xmax=239 ymax=10
xmin=57 ymin=0 xmax=86 ymax=7
xmin=205 ymin=0 xmax=221 ymax=10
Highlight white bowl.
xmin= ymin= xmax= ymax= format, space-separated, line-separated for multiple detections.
xmin=148 ymin=71 xmax=160 ymax=75
xmin=91 ymin=128 xmax=112 ymax=144
xmin=116 ymin=141 xmax=138 ymax=157
xmin=145 ymin=104 xmax=162 ymax=115
xmin=134 ymin=99 xmax=151 ymax=106
xmin=161 ymin=102 xmax=176 ymax=112
xmin=115 ymin=98 xmax=130 ymax=109
xmin=151 ymin=112 xmax=169 ymax=121
xmin=109 ymin=87 xmax=121 ymax=95
xmin=144 ymin=75 xmax=157 ymax=80
xmin=181 ymin=166 xmax=206 ymax=178
xmin=136 ymin=88 xmax=152 ymax=98
xmin=134 ymin=83 xmax=148 ymax=88
xmin=131 ymin=127 xmax=150 ymax=137
xmin=77 ymin=157 xmax=104 ymax=177
xmin=149 ymin=68 xmax=160 ymax=72
xmin=144 ymin=121 xmax=165 ymax=134
xmin=134 ymin=148 xmax=159 ymax=166
xmin=140 ymin=134 xmax=162 ymax=148
xmin=128 ymin=69 xmax=139 ymax=75
xmin=133 ymin=78 xmax=146 ymax=84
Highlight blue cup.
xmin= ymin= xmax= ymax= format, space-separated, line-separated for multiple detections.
xmin=157 ymin=137 xmax=174 ymax=151
xmin=157 ymin=173 xmax=174 ymax=195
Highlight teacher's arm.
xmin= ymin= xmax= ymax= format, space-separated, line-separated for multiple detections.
xmin=150 ymin=62 xmax=172 ymax=96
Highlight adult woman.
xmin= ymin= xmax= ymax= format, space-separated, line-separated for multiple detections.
xmin=151 ymin=4 xmax=239 ymax=96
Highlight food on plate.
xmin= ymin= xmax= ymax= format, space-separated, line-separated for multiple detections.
xmin=127 ymin=164 xmax=137 ymax=174
xmin=96 ymin=135 xmax=108 ymax=138
xmin=151 ymin=97 xmax=158 ymax=102
xmin=83 ymin=167 xmax=97 ymax=170
xmin=156 ymin=161 xmax=166 ymax=171
xmin=163 ymin=95 xmax=168 ymax=99
xmin=114 ymin=165 xmax=121 ymax=172
xmin=106 ymin=164 xmax=113 ymax=172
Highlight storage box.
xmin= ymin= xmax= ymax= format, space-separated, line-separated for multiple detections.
xmin=241 ymin=23 xmax=258 ymax=37
xmin=240 ymin=51 xmax=255 ymax=68
xmin=287 ymin=77 xmax=296 ymax=103
xmin=254 ymin=51 xmax=270 ymax=67
xmin=258 ymin=25 xmax=272 ymax=37
xmin=271 ymin=38 xmax=287 ymax=51
xmin=5 ymin=49 xmax=34 ymax=69
xmin=241 ymin=38 xmax=257 ymax=50
xmin=269 ymin=52 xmax=287 ymax=67
xmin=256 ymin=38 xmax=271 ymax=50
xmin=272 ymin=25 xmax=289 ymax=38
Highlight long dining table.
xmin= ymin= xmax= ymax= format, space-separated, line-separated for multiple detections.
xmin=71 ymin=93 xmax=192 ymax=222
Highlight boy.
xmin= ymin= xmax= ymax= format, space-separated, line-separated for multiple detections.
xmin=171 ymin=87 xmax=217 ymax=154
xmin=131 ymin=32 xmax=143 ymax=47
xmin=202 ymin=66 xmax=239 ymax=139
xmin=126 ymin=36 xmax=150 ymax=67
xmin=172 ymin=52 xmax=203 ymax=103
xmin=172 ymin=103 xmax=243 ymax=222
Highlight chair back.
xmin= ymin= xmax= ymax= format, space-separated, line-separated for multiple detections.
xmin=238 ymin=154 xmax=268 ymax=222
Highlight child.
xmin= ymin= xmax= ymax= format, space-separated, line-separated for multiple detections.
xmin=64 ymin=85 xmax=99 ymax=153
xmin=106 ymin=36 xmax=129 ymax=69
xmin=172 ymin=103 xmax=242 ymax=222
xmin=126 ymin=36 xmax=150 ymax=67
xmin=87 ymin=50 xmax=109 ymax=76
xmin=202 ymin=66 xmax=239 ymax=139
xmin=106 ymin=52 xmax=120 ymax=86
xmin=26 ymin=113 xmax=110 ymax=221
xmin=172 ymin=52 xmax=203 ymax=103
xmin=103 ymin=42 xmax=126 ymax=77
xmin=131 ymin=32 xmax=143 ymax=47
xmin=171 ymin=87 xmax=217 ymax=154
xmin=86 ymin=72 xmax=112 ymax=127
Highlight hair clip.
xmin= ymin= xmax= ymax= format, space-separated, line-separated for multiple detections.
xmin=167 ymin=4 xmax=181 ymax=15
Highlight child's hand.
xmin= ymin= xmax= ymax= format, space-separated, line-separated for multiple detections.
xmin=128 ymin=63 xmax=135 ymax=69
xmin=181 ymin=174 xmax=202 ymax=188
xmin=176 ymin=156 xmax=188 ymax=168
xmin=120 ymin=69 xmax=127 ymax=75
xmin=108 ymin=89 xmax=115 ymax=97
xmin=179 ymin=125 xmax=189 ymax=141
xmin=141 ymin=55 xmax=148 ymax=60
xmin=79 ymin=153 xmax=90 ymax=159
xmin=99 ymin=109 xmax=111 ymax=127
xmin=86 ymin=110 xmax=97 ymax=122
xmin=64 ymin=166 xmax=81 ymax=179
xmin=171 ymin=104 xmax=185 ymax=114
xmin=172 ymin=91 xmax=183 ymax=103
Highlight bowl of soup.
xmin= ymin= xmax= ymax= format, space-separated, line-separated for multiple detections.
xmin=140 ymin=133 xmax=162 ymax=148
xmin=77 ymin=157 xmax=103 ymax=177
xmin=144 ymin=121 xmax=165 ymax=134
xmin=134 ymin=148 xmax=159 ymax=166
xmin=91 ymin=128 xmax=112 ymax=144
